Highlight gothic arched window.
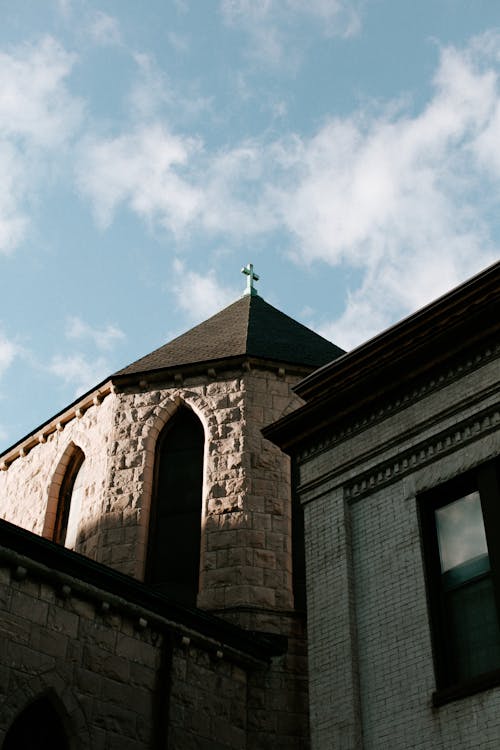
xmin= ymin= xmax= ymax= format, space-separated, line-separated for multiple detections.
xmin=53 ymin=447 xmax=86 ymax=549
xmin=3 ymin=696 xmax=69 ymax=750
xmin=146 ymin=407 xmax=205 ymax=605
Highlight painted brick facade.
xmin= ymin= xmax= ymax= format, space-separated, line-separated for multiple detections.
xmin=265 ymin=262 xmax=500 ymax=750
xmin=298 ymin=347 xmax=500 ymax=748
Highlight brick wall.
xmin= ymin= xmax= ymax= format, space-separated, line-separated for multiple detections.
xmin=299 ymin=344 xmax=500 ymax=749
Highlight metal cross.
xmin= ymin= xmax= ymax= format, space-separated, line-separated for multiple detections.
xmin=241 ymin=263 xmax=260 ymax=297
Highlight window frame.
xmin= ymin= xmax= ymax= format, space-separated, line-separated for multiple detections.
xmin=145 ymin=406 xmax=205 ymax=606
xmin=419 ymin=458 xmax=500 ymax=706
xmin=53 ymin=447 xmax=85 ymax=547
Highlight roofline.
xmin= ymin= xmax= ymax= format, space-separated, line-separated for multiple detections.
xmin=0 ymin=354 xmax=317 ymax=467
xmin=296 ymin=260 xmax=500 ymax=401
xmin=114 ymin=292 xmax=344 ymax=380
xmin=264 ymin=260 xmax=500 ymax=452
xmin=112 ymin=353 xmax=320 ymax=387
xmin=0 ymin=379 xmax=114 ymax=465
xmin=0 ymin=517 xmax=285 ymax=662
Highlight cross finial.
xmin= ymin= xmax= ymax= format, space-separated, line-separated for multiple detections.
xmin=241 ymin=263 xmax=260 ymax=297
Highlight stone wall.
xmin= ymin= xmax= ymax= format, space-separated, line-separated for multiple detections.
xmin=0 ymin=362 xmax=311 ymax=748
xmin=0 ymin=364 xmax=304 ymax=613
xmin=0 ymin=392 xmax=115 ymax=548
xmin=0 ymin=528 xmax=287 ymax=750
xmin=0 ymin=556 xmax=157 ymax=749
xmin=298 ymin=343 xmax=500 ymax=749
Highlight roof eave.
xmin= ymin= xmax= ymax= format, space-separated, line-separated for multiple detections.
xmin=112 ymin=353 xmax=325 ymax=388
xmin=266 ymin=261 xmax=500 ymax=453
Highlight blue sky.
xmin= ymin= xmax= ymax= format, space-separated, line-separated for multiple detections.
xmin=1 ymin=0 xmax=500 ymax=452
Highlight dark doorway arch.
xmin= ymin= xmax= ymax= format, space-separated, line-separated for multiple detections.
xmin=53 ymin=446 xmax=86 ymax=549
xmin=146 ymin=407 xmax=205 ymax=605
xmin=3 ymin=695 xmax=70 ymax=750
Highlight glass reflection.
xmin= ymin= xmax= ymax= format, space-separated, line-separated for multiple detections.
xmin=435 ymin=491 xmax=488 ymax=574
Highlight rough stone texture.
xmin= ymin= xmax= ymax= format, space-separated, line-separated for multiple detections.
xmin=298 ymin=344 xmax=500 ymax=749
xmin=0 ymin=362 xmax=310 ymax=747
xmin=169 ymin=647 xmax=248 ymax=750
xmin=0 ymin=366 xmax=303 ymax=612
xmin=0 ymin=394 xmax=115 ymax=554
xmin=0 ymin=562 xmax=158 ymax=749
xmin=0 ymin=555 xmax=266 ymax=750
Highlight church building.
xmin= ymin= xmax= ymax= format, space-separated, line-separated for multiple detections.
xmin=0 ymin=265 xmax=343 ymax=749
xmin=0 ymin=260 xmax=499 ymax=749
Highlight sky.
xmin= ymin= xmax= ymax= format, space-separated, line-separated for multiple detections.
xmin=1 ymin=0 xmax=500 ymax=453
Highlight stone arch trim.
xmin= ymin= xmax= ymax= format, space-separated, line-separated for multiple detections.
xmin=43 ymin=436 xmax=90 ymax=540
xmin=0 ymin=673 xmax=91 ymax=750
xmin=136 ymin=392 xmax=212 ymax=580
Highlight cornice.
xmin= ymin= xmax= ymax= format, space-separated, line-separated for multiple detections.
xmin=344 ymin=400 xmax=500 ymax=503
xmin=297 ymin=398 xmax=500 ymax=505
xmin=296 ymin=260 xmax=500 ymax=402
xmin=113 ymin=355 xmax=312 ymax=392
xmin=0 ymin=519 xmax=283 ymax=664
xmin=296 ymin=340 xmax=500 ymax=464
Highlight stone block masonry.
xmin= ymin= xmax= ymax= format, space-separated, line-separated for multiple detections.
xmin=0 ymin=360 xmax=312 ymax=748
xmin=0 ymin=364 xmax=305 ymax=615
xmin=0 ymin=521 xmax=287 ymax=749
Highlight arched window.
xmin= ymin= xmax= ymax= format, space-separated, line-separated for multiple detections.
xmin=146 ymin=407 xmax=205 ymax=605
xmin=3 ymin=695 xmax=69 ymax=750
xmin=53 ymin=447 xmax=85 ymax=549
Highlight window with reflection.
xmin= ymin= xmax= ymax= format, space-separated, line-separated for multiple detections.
xmin=420 ymin=459 xmax=500 ymax=701
xmin=53 ymin=447 xmax=86 ymax=549
xmin=146 ymin=407 xmax=204 ymax=606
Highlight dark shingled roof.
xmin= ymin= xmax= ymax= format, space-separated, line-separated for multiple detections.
xmin=115 ymin=294 xmax=344 ymax=378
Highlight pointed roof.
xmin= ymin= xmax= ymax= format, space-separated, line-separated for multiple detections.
xmin=115 ymin=294 xmax=344 ymax=378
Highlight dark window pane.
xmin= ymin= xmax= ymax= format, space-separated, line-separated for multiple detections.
xmin=445 ymin=575 xmax=500 ymax=682
xmin=147 ymin=408 xmax=204 ymax=605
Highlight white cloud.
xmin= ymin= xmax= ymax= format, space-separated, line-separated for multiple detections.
xmin=48 ymin=353 xmax=110 ymax=397
xmin=77 ymin=33 xmax=500 ymax=348
xmin=65 ymin=317 xmax=125 ymax=351
xmin=202 ymin=143 xmax=278 ymax=235
xmin=220 ymin=0 xmax=361 ymax=65
xmin=0 ymin=332 xmax=17 ymax=379
xmin=266 ymin=37 xmax=499 ymax=346
xmin=0 ymin=141 xmax=29 ymax=254
xmin=129 ymin=53 xmax=172 ymax=120
xmin=44 ymin=317 xmax=123 ymax=397
xmin=172 ymin=260 xmax=238 ymax=322
xmin=0 ymin=328 xmax=19 ymax=449
xmin=128 ymin=52 xmax=212 ymax=124
xmin=76 ymin=124 xmax=202 ymax=233
xmin=0 ymin=36 xmax=82 ymax=254
xmin=55 ymin=0 xmax=72 ymax=19
xmin=88 ymin=11 xmax=122 ymax=46
xmin=78 ymin=125 xmax=277 ymax=239
xmin=167 ymin=31 xmax=190 ymax=54
xmin=0 ymin=36 xmax=81 ymax=147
